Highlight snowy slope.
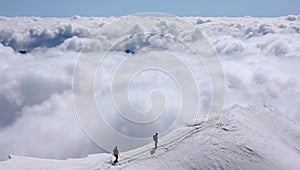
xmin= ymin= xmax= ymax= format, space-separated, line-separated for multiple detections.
xmin=0 ymin=103 xmax=299 ymax=170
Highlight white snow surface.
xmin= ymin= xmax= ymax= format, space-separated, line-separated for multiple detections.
xmin=0 ymin=103 xmax=299 ymax=170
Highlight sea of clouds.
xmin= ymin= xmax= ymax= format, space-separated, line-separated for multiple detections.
xmin=0 ymin=15 xmax=299 ymax=160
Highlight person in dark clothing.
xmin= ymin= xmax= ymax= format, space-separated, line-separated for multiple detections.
xmin=153 ymin=133 xmax=158 ymax=149
xmin=112 ymin=146 xmax=119 ymax=163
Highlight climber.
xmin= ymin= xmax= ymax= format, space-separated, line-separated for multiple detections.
xmin=153 ymin=133 xmax=158 ymax=149
xmin=112 ymin=146 xmax=119 ymax=163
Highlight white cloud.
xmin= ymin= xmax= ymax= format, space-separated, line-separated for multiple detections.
xmin=0 ymin=92 xmax=102 ymax=160
xmin=0 ymin=15 xmax=299 ymax=160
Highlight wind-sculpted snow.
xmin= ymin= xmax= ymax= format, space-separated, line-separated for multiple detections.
xmin=0 ymin=104 xmax=299 ymax=170
xmin=0 ymin=15 xmax=299 ymax=161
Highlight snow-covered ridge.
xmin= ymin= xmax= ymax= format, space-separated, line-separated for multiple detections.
xmin=1 ymin=103 xmax=299 ymax=170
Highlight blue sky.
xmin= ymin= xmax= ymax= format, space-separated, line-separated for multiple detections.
xmin=0 ymin=0 xmax=299 ymax=17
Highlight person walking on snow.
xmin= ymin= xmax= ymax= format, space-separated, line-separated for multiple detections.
xmin=153 ymin=133 xmax=158 ymax=149
xmin=112 ymin=146 xmax=119 ymax=163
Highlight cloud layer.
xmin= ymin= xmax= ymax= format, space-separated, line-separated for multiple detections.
xmin=0 ymin=15 xmax=299 ymax=160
